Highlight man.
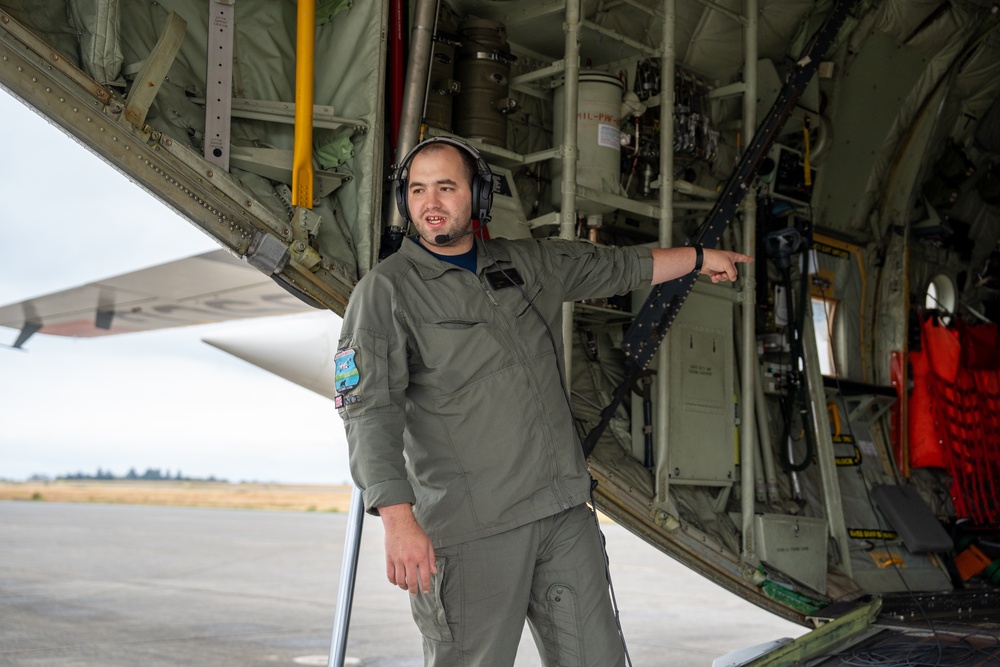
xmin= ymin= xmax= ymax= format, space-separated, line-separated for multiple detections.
xmin=336 ymin=137 xmax=752 ymax=666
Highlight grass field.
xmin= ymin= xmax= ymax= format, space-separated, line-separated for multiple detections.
xmin=0 ymin=480 xmax=354 ymax=512
xmin=0 ymin=481 xmax=615 ymax=522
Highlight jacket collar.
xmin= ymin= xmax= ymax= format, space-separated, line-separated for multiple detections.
xmin=400 ymin=236 xmax=511 ymax=279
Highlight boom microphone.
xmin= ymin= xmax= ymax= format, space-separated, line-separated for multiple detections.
xmin=434 ymin=229 xmax=474 ymax=244
xmin=434 ymin=223 xmax=483 ymax=245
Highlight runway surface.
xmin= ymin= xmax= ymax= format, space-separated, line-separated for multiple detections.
xmin=0 ymin=501 xmax=805 ymax=666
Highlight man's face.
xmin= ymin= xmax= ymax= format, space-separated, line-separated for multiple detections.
xmin=407 ymin=145 xmax=474 ymax=255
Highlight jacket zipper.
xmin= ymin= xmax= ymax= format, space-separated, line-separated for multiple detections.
xmin=474 ymin=267 xmax=573 ymax=509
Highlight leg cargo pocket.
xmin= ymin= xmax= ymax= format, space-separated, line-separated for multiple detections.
xmin=545 ymin=583 xmax=583 ymax=666
xmin=409 ymin=557 xmax=454 ymax=643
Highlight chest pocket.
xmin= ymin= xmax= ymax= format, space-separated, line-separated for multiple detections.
xmin=411 ymin=318 xmax=511 ymax=395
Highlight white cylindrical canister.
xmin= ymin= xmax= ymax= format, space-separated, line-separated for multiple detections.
xmin=551 ymin=70 xmax=624 ymax=215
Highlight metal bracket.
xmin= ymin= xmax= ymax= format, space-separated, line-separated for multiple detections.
xmin=246 ymin=232 xmax=290 ymax=275
xmin=95 ymin=308 xmax=114 ymax=331
xmin=124 ymin=12 xmax=186 ymax=129
xmin=12 ymin=321 xmax=41 ymax=349
xmin=205 ymin=0 xmax=236 ymax=169
xmin=847 ymin=394 xmax=896 ymax=425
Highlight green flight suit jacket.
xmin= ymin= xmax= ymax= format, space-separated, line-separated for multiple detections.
xmin=336 ymin=236 xmax=653 ymax=548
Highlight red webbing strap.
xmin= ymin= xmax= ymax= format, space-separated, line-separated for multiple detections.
xmin=908 ymin=347 xmax=944 ymax=469
xmin=972 ymin=368 xmax=1000 ymax=522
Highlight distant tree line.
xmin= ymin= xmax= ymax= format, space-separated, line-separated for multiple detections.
xmin=55 ymin=468 xmax=226 ymax=482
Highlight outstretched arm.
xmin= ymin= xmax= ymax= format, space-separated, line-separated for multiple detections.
xmin=650 ymin=246 xmax=753 ymax=285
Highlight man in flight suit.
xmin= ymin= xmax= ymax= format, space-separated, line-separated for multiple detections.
xmin=336 ymin=137 xmax=752 ymax=666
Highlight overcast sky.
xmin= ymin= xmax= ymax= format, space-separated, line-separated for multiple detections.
xmin=0 ymin=89 xmax=351 ymax=485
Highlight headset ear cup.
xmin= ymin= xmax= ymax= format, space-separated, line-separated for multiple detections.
xmin=472 ymin=174 xmax=494 ymax=222
xmin=394 ymin=172 xmax=409 ymax=222
xmin=471 ymin=175 xmax=482 ymax=222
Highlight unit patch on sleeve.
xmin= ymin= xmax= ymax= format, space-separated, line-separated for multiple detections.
xmin=335 ymin=348 xmax=360 ymax=394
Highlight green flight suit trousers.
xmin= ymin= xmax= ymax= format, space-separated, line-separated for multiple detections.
xmin=409 ymin=503 xmax=625 ymax=667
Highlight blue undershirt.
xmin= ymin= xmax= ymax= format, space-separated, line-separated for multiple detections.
xmin=414 ymin=236 xmax=478 ymax=273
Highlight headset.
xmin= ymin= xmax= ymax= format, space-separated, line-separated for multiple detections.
xmin=393 ymin=136 xmax=495 ymax=226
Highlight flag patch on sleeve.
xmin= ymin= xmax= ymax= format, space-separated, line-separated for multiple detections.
xmin=335 ymin=348 xmax=360 ymax=394
xmin=335 ymin=394 xmax=362 ymax=409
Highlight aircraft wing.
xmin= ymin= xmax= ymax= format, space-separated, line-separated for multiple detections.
xmin=0 ymin=249 xmax=316 ymax=348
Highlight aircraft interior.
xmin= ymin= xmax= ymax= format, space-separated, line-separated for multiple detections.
xmin=1 ymin=0 xmax=999 ymax=663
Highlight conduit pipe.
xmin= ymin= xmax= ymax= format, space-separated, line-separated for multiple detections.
xmin=654 ymin=0 xmax=676 ymax=508
xmin=736 ymin=313 xmax=779 ymax=505
xmin=560 ymin=0 xmax=582 ymax=381
xmin=390 ymin=0 xmax=440 ymax=231
xmin=739 ymin=0 xmax=759 ymax=562
xmin=754 ymin=357 xmax=781 ymax=504
xmin=388 ymin=0 xmax=405 ymax=156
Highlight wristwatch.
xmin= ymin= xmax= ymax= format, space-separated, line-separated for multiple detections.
xmin=692 ymin=244 xmax=704 ymax=274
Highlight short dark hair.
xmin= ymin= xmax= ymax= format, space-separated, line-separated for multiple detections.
xmin=411 ymin=142 xmax=478 ymax=188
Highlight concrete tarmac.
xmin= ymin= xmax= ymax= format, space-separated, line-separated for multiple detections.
xmin=0 ymin=502 xmax=805 ymax=666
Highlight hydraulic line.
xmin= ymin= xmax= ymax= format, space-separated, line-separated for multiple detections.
xmin=777 ymin=254 xmax=817 ymax=475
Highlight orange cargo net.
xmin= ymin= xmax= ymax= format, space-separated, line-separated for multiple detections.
xmin=909 ymin=317 xmax=1000 ymax=526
